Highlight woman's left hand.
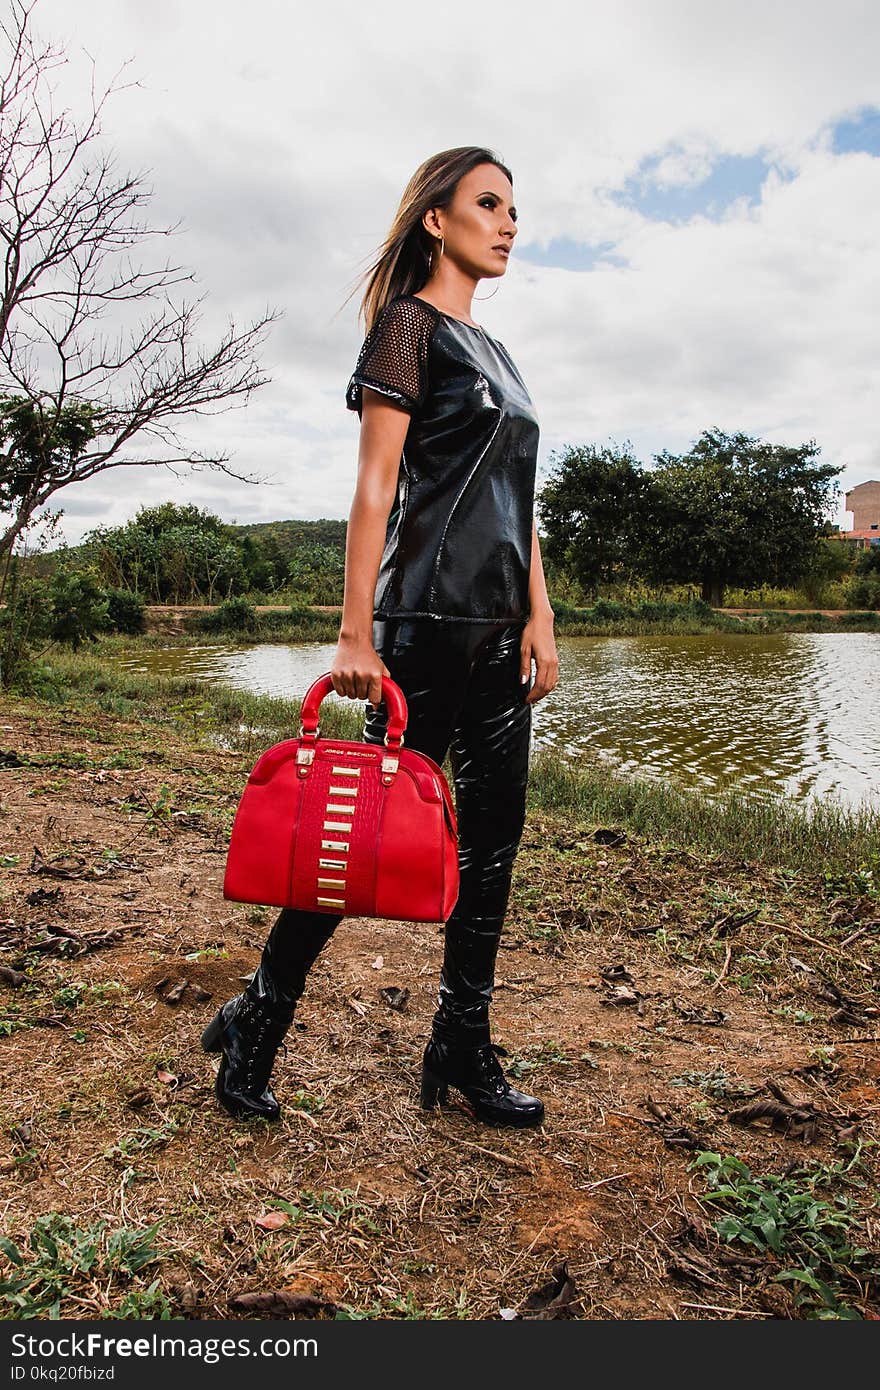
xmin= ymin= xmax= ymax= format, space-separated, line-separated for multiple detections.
xmin=520 ymin=609 xmax=559 ymax=705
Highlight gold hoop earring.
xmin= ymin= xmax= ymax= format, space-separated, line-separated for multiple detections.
xmin=431 ymin=235 xmax=444 ymax=274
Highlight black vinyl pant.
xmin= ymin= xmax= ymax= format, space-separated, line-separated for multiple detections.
xmin=253 ymin=618 xmax=532 ymax=1045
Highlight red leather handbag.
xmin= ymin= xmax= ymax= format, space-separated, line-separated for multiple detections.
xmin=223 ymin=673 xmax=460 ymax=923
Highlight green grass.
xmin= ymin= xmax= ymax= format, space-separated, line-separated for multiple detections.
xmin=0 ymin=1214 xmax=172 ymax=1320
xmin=107 ymin=598 xmax=880 ymax=643
xmin=526 ymin=742 xmax=880 ymax=875
xmin=266 ymin=1188 xmax=380 ymax=1233
xmin=550 ymin=599 xmax=880 ymax=636
xmin=692 ymin=1151 xmax=879 ymax=1319
xmin=103 ymin=1120 xmax=182 ymax=1165
xmin=335 ymin=1289 xmax=475 ymax=1319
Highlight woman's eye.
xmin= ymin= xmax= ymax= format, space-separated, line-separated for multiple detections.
xmin=481 ymin=198 xmax=516 ymax=222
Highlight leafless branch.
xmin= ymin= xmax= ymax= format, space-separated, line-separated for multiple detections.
xmin=0 ymin=0 xmax=280 ymax=555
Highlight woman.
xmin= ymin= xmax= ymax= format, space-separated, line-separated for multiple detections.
xmin=202 ymin=146 xmax=559 ymax=1128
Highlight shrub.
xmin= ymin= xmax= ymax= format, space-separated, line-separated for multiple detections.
xmin=47 ymin=569 xmax=110 ymax=649
xmin=198 ymin=596 xmax=258 ymax=633
xmin=588 ymin=599 xmax=629 ymax=622
xmin=837 ymin=610 xmax=880 ymax=630
xmin=844 ymin=575 xmax=880 ymax=610
xmin=0 ymin=567 xmax=48 ymax=688
xmin=104 ymin=588 xmax=145 ymax=635
xmin=854 ymin=545 xmax=880 ymax=576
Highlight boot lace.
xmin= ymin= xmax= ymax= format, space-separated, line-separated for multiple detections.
xmin=234 ymin=997 xmax=290 ymax=1093
xmin=476 ymin=1043 xmax=509 ymax=1096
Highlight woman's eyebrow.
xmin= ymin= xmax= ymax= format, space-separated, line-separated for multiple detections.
xmin=478 ymin=191 xmax=517 ymax=215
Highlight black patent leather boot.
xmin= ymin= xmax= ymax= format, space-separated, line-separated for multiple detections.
xmin=421 ymin=1037 xmax=545 ymax=1128
xmin=201 ymin=907 xmax=341 ymax=1122
xmin=421 ymin=914 xmax=544 ymax=1128
xmin=201 ymin=983 xmax=294 ymax=1122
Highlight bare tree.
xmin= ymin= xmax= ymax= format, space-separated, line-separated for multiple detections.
xmin=0 ymin=0 xmax=278 ymax=575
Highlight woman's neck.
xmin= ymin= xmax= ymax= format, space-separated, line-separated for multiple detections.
xmin=412 ymin=291 xmax=480 ymax=328
xmin=416 ymin=269 xmax=479 ymax=327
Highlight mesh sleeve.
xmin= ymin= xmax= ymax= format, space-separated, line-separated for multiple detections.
xmin=345 ymin=296 xmax=434 ymax=417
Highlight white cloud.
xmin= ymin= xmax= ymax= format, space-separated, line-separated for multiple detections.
xmin=15 ymin=0 xmax=880 ymax=540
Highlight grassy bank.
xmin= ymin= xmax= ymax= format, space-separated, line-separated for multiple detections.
xmin=14 ymin=643 xmax=880 ymax=878
xmin=142 ymin=598 xmax=880 ymax=643
xmin=551 ymin=599 xmax=880 ymax=636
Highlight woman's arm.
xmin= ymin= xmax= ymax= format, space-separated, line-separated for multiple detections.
xmin=527 ymin=517 xmax=553 ymax=620
xmin=332 ymin=388 xmax=410 ymax=706
xmin=520 ymin=518 xmax=559 ymax=704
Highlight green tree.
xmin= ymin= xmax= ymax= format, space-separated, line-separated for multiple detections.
xmin=644 ymin=429 xmax=842 ymax=607
xmin=0 ymin=561 xmax=46 ymax=686
xmin=104 ymin=588 xmax=144 ymax=635
xmin=0 ymin=399 xmax=100 ymax=597
xmin=287 ymin=541 xmax=345 ymax=603
xmin=0 ymin=397 xmax=100 ymax=512
xmin=237 ymin=534 xmax=276 ymax=593
xmin=235 ymin=519 xmax=348 ymax=595
xmin=536 ymin=442 xmax=649 ymax=598
xmin=845 ymin=575 xmax=880 ymax=610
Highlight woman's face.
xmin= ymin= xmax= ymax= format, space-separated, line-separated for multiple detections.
xmin=428 ymin=163 xmax=518 ymax=280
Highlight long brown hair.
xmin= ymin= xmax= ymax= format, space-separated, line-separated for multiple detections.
xmin=341 ymin=146 xmax=513 ymax=335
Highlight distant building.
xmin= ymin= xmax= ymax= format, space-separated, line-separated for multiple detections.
xmin=842 ymin=480 xmax=880 ymax=547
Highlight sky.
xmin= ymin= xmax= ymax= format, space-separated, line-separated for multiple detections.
xmin=14 ymin=0 xmax=880 ymax=540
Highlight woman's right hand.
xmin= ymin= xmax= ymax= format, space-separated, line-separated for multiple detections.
xmin=330 ymin=634 xmax=391 ymax=709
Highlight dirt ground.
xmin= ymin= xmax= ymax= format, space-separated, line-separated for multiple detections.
xmin=1 ymin=699 xmax=878 ymax=1320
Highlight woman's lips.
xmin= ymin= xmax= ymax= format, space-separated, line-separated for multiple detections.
xmin=493 ymin=247 xmax=510 ymax=257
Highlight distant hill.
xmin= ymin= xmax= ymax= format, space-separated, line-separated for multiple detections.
xmin=31 ymin=516 xmax=346 ymax=566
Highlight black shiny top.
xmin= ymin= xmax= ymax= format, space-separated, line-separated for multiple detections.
xmin=345 ymin=293 xmax=540 ymax=623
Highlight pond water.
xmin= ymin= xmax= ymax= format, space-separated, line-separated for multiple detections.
xmin=116 ymin=632 xmax=880 ymax=808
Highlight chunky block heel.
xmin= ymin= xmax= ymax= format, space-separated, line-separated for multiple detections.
xmin=420 ymin=1067 xmax=448 ymax=1109
xmin=200 ymin=1008 xmax=225 ymax=1052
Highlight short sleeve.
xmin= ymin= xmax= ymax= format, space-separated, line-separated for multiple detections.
xmin=345 ymin=296 xmax=434 ymax=418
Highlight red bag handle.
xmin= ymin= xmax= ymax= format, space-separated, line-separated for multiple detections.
xmin=299 ymin=672 xmax=409 ymax=749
